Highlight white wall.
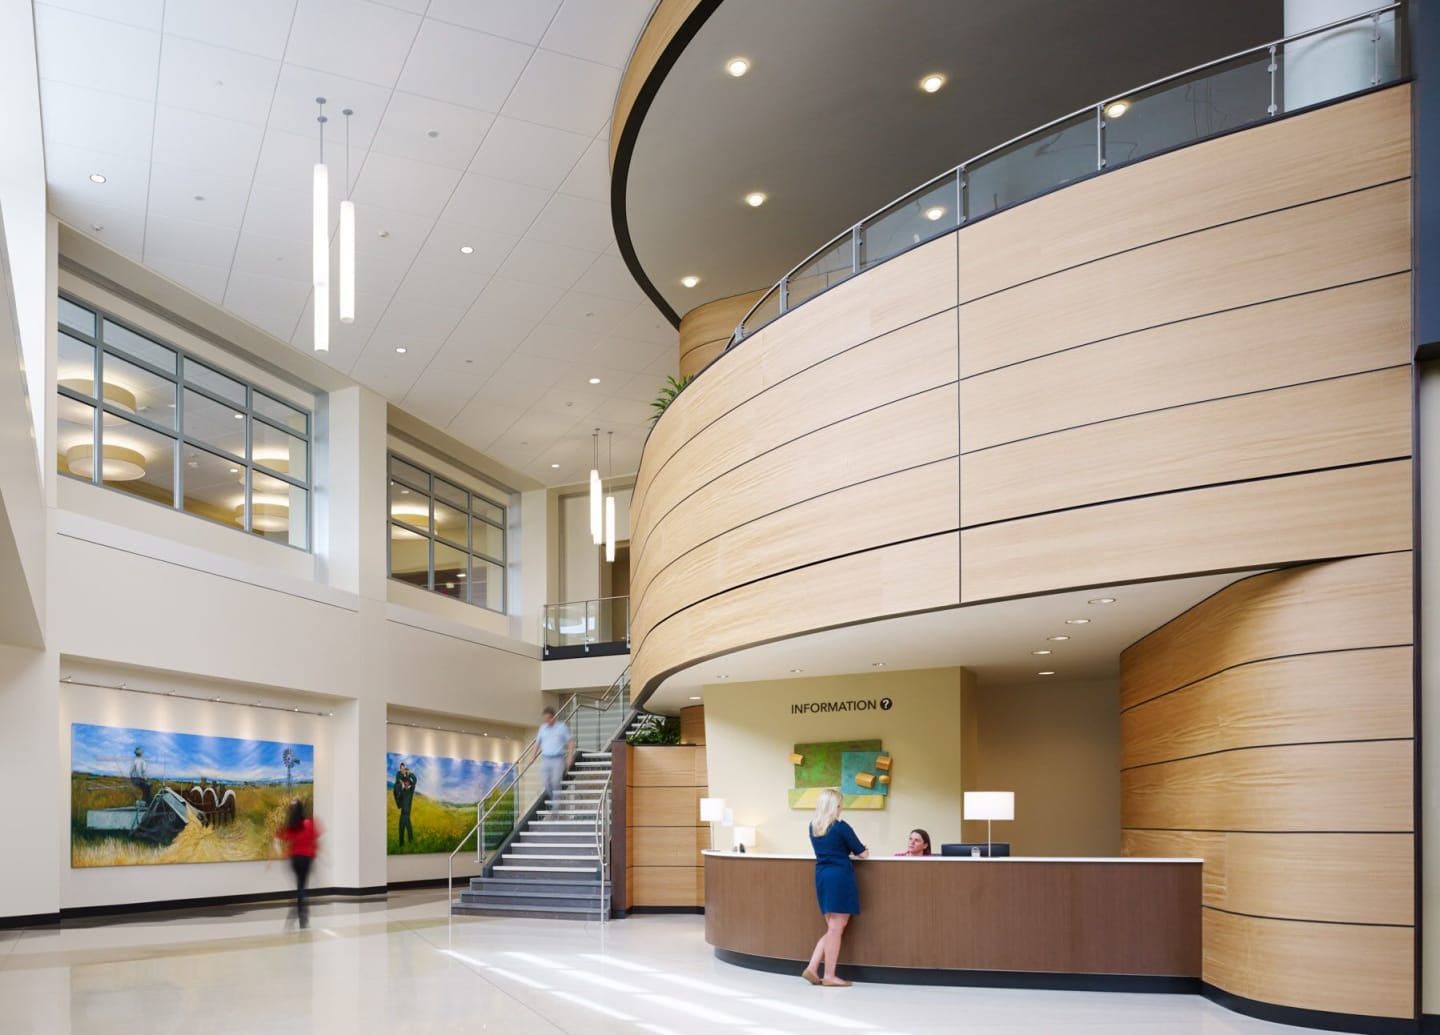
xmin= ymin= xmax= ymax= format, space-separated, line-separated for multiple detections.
xmin=559 ymin=485 xmax=632 ymax=602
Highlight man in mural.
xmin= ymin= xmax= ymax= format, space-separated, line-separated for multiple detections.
xmin=393 ymin=761 xmax=417 ymax=848
xmin=129 ymin=746 xmax=153 ymax=804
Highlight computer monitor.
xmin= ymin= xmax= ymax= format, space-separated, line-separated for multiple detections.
xmin=940 ymin=842 xmax=1011 ymax=857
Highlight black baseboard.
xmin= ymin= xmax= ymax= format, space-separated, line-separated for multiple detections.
xmin=715 ymin=948 xmax=1200 ymax=994
xmin=54 ymin=885 xmax=388 ymax=922
xmin=1422 ymin=1014 xmax=1440 ymax=1034
xmin=1201 ymin=984 xmax=1418 ymax=1035
xmin=387 ymin=877 xmax=481 ymax=891
xmin=625 ymin=905 xmax=705 ymax=916
xmin=0 ymin=911 xmax=61 ymax=930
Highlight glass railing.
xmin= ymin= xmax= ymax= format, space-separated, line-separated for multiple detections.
xmin=726 ymin=3 xmax=1404 ymax=351
xmin=542 ymin=595 xmax=630 ymax=652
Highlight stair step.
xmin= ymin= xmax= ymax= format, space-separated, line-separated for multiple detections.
xmin=462 ymin=887 xmax=608 ymax=906
xmin=503 ymin=853 xmax=599 ymax=861
xmin=520 ymin=831 xmax=596 ymax=838
xmin=471 ymin=876 xmax=608 ymax=891
xmin=452 ymin=901 xmax=606 ymax=920
xmin=537 ymin=809 xmax=598 ymax=816
xmin=493 ymin=865 xmax=599 ymax=875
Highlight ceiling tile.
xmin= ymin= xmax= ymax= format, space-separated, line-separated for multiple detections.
xmin=488 ymin=350 xmax=565 ymax=397
xmin=266 ymin=64 xmax=391 ymax=148
xmin=527 ymin=191 xmax=613 ymax=252
xmin=398 ymin=20 xmax=532 ymax=111
xmin=350 ymin=152 xmax=462 ymax=219
xmin=151 ymin=106 xmax=265 ymax=178
xmin=462 ymin=277 xmax=568 ymax=326
xmin=156 ymin=36 xmax=281 ymax=125
xmin=468 ymin=117 xmax=588 ymax=191
xmin=371 ymin=298 xmax=468 ymax=348
xmin=527 ymin=382 xmax=606 ymax=419
xmin=399 ymin=367 xmax=490 ymax=427
xmin=289 ymin=299 xmax=374 ymax=359
xmin=445 ymin=312 xmax=536 ymax=361
xmin=414 ymin=219 xmax=517 ymax=268
xmin=589 ymin=394 xmax=654 ymax=428
xmin=614 ymin=302 xmax=678 ymax=346
xmin=371 ymin=92 xmax=495 ymax=170
xmin=143 ymin=254 xmax=230 ymax=303
xmin=496 ymin=237 xmax=596 ymax=290
xmin=558 ymin=134 xmax=609 ymax=202
xmin=515 ymin=322 xmax=592 ymax=363
xmin=38 ymin=0 xmax=164 ymax=30
xmin=223 ymin=271 xmax=311 ymax=339
xmin=392 ymin=253 xmax=500 ymax=313
xmin=615 ymin=371 xmax=673 ymax=405
xmin=447 ymin=398 xmax=525 ymax=449
xmin=143 ymin=213 xmax=240 ymax=269
xmin=146 ymin=163 xmax=252 ymax=226
xmin=501 ymin=49 xmax=618 ymax=136
xmin=251 ymin=128 xmax=365 ymax=197
xmin=45 ymin=142 xmax=152 ymax=211
xmin=427 ymin=335 xmax=508 ymax=380
xmin=571 ymin=254 xmax=647 ymax=304
xmin=50 ymin=201 xmax=146 ymax=260
xmin=238 ymin=184 xmax=316 ymax=244
xmin=284 ymin=0 xmax=420 ymax=86
xmin=347 ymin=345 xmax=426 ymax=397
xmin=163 ymin=0 xmax=298 ymax=60
xmin=540 ymin=0 xmax=654 ymax=68
xmin=590 ymin=335 xmax=669 ymax=374
xmin=440 ymin=174 xmax=551 ymax=237
xmin=543 ymin=291 xmax=633 ymax=336
xmin=424 ymin=0 xmax=561 ymax=44
xmin=35 ymin=6 xmax=160 ymax=101
xmin=39 ymin=80 xmax=155 ymax=162
xmin=232 ymin=229 xmax=311 ymax=282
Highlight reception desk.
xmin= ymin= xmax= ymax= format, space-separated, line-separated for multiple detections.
xmin=705 ymin=852 xmax=1202 ymax=989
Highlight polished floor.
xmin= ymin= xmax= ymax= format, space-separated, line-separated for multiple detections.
xmin=0 ymin=889 xmax=1329 ymax=1034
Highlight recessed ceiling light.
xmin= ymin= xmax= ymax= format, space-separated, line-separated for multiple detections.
xmin=228 ymin=467 xmax=238 ymax=474
xmin=920 ymin=73 xmax=946 ymax=94
xmin=1065 ymin=618 xmax=1091 ymax=625
xmin=588 ymin=377 xmax=601 ymax=384
xmin=924 ymin=206 xmax=946 ymax=221
xmin=459 ymin=245 xmax=474 ymax=254
xmin=1031 ymin=649 xmax=1052 ymax=656
xmin=725 ymin=57 xmax=750 ymax=77
xmin=550 ymin=462 xmax=560 ymax=468
xmin=1088 ymin=597 xmax=1117 ymax=605
xmin=715 ymin=674 xmax=730 ymax=679
xmin=1047 ymin=635 xmax=1070 ymax=642
xmin=681 ymin=275 xmax=700 ymax=288
xmin=89 ymin=173 xmax=106 ymax=184
xmin=233 ymin=412 xmax=244 ymax=419
xmin=1104 ymin=100 xmax=1130 ymax=120
xmin=789 ymin=668 xmax=804 ymax=673
xmin=1038 ymin=670 xmax=1056 ymax=677
xmin=872 ymin=662 xmax=886 ymax=667
xmin=689 ymin=695 xmax=702 ymax=701
xmin=395 ymin=346 xmax=407 ymax=354
xmin=745 ymin=191 xmax=767 ymax=207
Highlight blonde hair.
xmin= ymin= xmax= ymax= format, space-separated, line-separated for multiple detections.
xmin=810 ymin=788 xmax=842 ymax=837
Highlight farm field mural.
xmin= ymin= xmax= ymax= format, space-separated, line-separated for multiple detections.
xmin=70 ymin=723 xmax=314 ymax=867
xmin=386 ymin=752 xmax=513 ymax=854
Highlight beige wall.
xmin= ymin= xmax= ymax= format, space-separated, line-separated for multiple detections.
xmin=963 ymin=678 xmax=1121 ymax=856
xmin=704 ymin=668 xmax=964 ymax=856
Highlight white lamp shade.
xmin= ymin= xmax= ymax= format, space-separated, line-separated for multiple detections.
xmin=604 ymin=494 xmax=616 ymax=562
xmin=589 ymin=469 xmax=602 ymax=544
xmin=338 ymin=199 xmax=355 ymax=324
xmin=312 ymin=162 xmax=329 ymax=352
xmin=733 ymin=825 xmax=756 ymax=850
xmin=963 ymin=791 xmax=1014 ymax=822
xmin=699 ymin=797 xmax=726 ymax=822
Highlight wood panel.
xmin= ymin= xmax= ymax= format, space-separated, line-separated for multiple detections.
xmin=1120 ymin=740 xmax=1412 ymax=832
xmin=634 ymin=307 xmax=958 ymax=565
xmin=628 ymin=785 xmax=704 ymax=826
xmin=629 ymin=826 xmax=707 ymax=867
xmin=633 ymin=462 xmax=958 ymax=654
xmin=1122 ymin=829 xmax=1413 ymax=925
xmin=634 ymin=385 xmax=957 ymax=616
xmin=963 ymin=368 xmax=1409 ymax=527
xmin=634 ymin=235 xmax=958 ymax=516
xmin=957 ymin=86 xmax=1411 ymax=302
xmin=958 ymin=179 xmax=1411 ymax=377
xmin=630 ymin=745 xmax=704 ymax=786
xmin=633 ymin=533 xmax=959 ymax=700
xmin=1121 ymin=553 xmax=1413 ymax=709
xmin=959 ymin=461 xmax=1411 ymax=604
xmin=680 ymin=705 xmax=705 ymax=746
xmin=705 ymin=855 xmax=1201 ymax=976
xmin=629 ymin=865 xmax=705 ymax=906
xmin=679 ymin=290 xmax=766 ymax=379
xmin=609 ymin=0 xmax=707 ymax=167
xmin=1122 ymin=647 xmax=1412 ymax=769
xmin=678 ymin=339 xmax=725 ymax=380
xmin=1202 ymin=909 xmax=1413 ymax=1019
xmin=960 ymin=274 xmax=1411 ymax=452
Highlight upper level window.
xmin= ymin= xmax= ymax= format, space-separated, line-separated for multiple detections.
xmin=387 ymin=453 xmax=506 ymax=613
xmin=56 ymin=295 xmax=312 ymax=550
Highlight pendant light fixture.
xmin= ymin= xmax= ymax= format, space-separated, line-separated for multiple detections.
xmin=604 ymin=431 xmax=616 ymax=563
xmin=589 ymin=428 xmax=602 ymax=546
xmin=312 ymin=97 xmax=329 ymax=352
xmin=339 ymin=108 xmax=356 ymax=325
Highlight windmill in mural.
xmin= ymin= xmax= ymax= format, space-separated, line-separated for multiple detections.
xmin=282 ymin=747 xmax=299 ymax=789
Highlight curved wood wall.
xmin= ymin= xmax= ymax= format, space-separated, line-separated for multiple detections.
xmin=628 ymin=85 xmax=1415 ymax=1022
xmin=610 ymin=0 xmax=710 ymax=169
xmin=1121 ymin=556 xmax=1414 ymax=1019
xmin=677 ymin=289 xmax=766 ymax=380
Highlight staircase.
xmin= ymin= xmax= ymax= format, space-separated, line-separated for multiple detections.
xmin=454 ymin=751 xmax=613 ymax=921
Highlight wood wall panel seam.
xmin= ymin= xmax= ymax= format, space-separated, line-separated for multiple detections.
xmin=1119 ymin=735 xmax=1414 ymax=774
xmin=1201 ymin=904 xmax=1413 ymax=929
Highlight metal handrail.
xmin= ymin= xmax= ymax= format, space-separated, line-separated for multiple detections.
xmin=593 ymin=769 xmax=614 ymax=923
xmin=726 ymin=3 xmax=1402 ymax=350
xmin=447 ymin=665 xmax=635 ymax=909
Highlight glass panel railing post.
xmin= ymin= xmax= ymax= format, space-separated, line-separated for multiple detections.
xmin=1371 ymin=13 xmax=1381 ymax=86
xmin=1267 ymin=44 xmax=1278 ymax=116
xmin=851 ymin=224 xmax=861 ymax=275
xmin=778 ymin=276 xmax=788 ymax=314
xmin=1095 ymin=104 xmax=1106 ymax=170
xmin=586 ymin=598 xmax=596 ymax=648
xmin=956 ymin=167 xmax=966 ymax=227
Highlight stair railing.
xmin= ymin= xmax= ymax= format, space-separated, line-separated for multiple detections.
xmin=447 ymin=664 xmax=638 ymax=909
xmin=593 ymin=769 xmax=614 ymax=923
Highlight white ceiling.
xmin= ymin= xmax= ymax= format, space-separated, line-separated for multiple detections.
xmin=34 ymin=0 xmax=670 ymax=487
xmin=645 ymin=570 xmax=1255 ymax=713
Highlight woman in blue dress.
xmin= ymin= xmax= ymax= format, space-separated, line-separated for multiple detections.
xmin=803 ymin=788 xmax=868 ymax=986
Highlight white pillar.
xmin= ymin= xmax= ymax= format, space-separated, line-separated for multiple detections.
xmin=1283 ymin=0 xmax=1396 ymax=112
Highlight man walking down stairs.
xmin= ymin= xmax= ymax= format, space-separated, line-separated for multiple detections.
xmin=455 ymin=750 xmax=613 ymax=921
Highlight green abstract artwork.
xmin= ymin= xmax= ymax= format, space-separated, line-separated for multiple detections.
xmin=788 ymin=738 xmax=887 ymax=810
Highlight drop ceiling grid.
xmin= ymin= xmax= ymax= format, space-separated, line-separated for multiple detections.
xmin=33 ymin=0 xmax=673 ymax=488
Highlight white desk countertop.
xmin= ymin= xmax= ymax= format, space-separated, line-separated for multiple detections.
xmin=701 ymin=851 xmax=1203 ymax=863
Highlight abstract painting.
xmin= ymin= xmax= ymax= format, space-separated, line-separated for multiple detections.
xmin=788 ymin=738 xmax=888 ymax=810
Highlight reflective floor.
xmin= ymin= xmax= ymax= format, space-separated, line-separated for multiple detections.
xmin=0 ymin=889 xmax=1327 ymax=1034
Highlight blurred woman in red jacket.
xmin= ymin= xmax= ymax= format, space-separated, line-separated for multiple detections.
xmin=276 ymin=799 xmax=321 ymax=928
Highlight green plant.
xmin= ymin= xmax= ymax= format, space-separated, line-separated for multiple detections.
xmin=626 ymin=713 xmax=681 ymax=745
xmin=650 ymin=374 xmax=694 ymax=424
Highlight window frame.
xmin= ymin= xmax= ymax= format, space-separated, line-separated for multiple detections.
xmin=386 ymin=452 xmax=507 ymax=614
xmin=55 ymin=293 xmax=313 ymax=551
